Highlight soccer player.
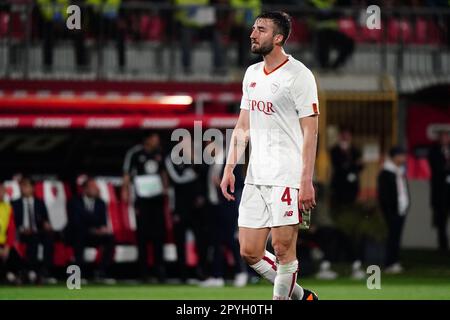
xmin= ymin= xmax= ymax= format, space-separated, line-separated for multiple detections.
xmin=220 ymin=11 xmax=319 ymax=300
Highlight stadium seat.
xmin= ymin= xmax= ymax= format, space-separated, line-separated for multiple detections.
xmin=140 ymin=15 xmax=165 ymax=41
xmin=0 ymin=12 xmax=9 ymax=38
xmin=10 ymin=11 xmax=25 ymax=40
xmin=360 ymin=23 xmax=383 ymax=43
xmin=34 ymin=180 xmax=71 ymax=232
xmin=407 ymin=155 xmax=431 ymax=180
xmin=338 ymin=17 xmax=359 ymax=41
xmin=95 ymin=179 xmax=125 ymax=242
xmin=387 ymin=18 xmax=414 ymax=44
xmin=289 ymin=17 xmax=310 ymax=44
xmin=34 ymin=180 xmax=72 ymax=267
xmin=4 ymin=180 xmax=20 ymax=202
xmin=426 ymin=20 xmax=443 ymax=45
xmin=414 ymin=18 xmax=442 ymax=45
xmin=415 ymin=18 xmax=429 ymax=44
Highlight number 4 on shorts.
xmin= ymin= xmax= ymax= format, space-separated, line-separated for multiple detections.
xmin=281 ymin=187 xmax=292 ymax=206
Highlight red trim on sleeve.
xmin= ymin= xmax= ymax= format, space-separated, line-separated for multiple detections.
xmin=312 ymin=103 xmax=319 ymax=114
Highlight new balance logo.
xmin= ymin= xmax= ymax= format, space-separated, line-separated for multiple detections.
xmin=249 ymin=82 xmax=257 ymax=88
xmin=284 ymin=210 xmax=293 ymax=217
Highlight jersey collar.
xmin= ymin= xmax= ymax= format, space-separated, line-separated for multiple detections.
xmin=263 ymin=57 xmax=290 ymax=76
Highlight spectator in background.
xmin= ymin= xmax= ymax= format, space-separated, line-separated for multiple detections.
xmin=428 ymin=130 xmax=450 ymax=252
xmin=330 ymin=126 xmax=363 ymax=205
xmin=174 ymin=0 xmax=225 ymax=75
xmin=378 ymin=146 xmax=409 ymax=274
xmin=200 ymin=139 xmax=247 ymax=287
xmin=0 ymin=182 xmax=22 ymax=284
xmin=165 ymin=136 xmax=209 ymax=283
xmin=308 ymin=0 xmax=354 ymax=70
xmin=122 ymin=132 xmax=169 ymax=283
xmin=328 ymin=126 xmax=365 ymax=279
xmin=36 ymin=0 xmax=88 ymax=71
xmin=66 ymin=177 xmax=115 ymax=283
xmin=11 ymin=178 xmax=55 ymax=284
xmin=85 ymin=0 xmax=126 ymax=72
xmin=228 ymin=0 xmax=261 ymax=68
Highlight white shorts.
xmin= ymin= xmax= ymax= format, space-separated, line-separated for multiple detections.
xmin=238 ymin=184 xmax=300 ymax=228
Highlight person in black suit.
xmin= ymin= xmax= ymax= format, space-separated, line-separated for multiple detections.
xmin=427 ymin=130 xmax=450 ymax=252
xmin=377 ymin=146 xmax=410 ymax=274
xmin=329 ymin=126 xmax=365 ymax=279
xmin=67 ymin=177 xmax=115 ymax=281
xmin=11 ymin=177 xmax=54 ymax=283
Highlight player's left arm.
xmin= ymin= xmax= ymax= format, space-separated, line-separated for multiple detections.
xmin=292 ymin=70 xmax=320 ymax=212
xmin=299 ymin=115 xmax=318 ymax=211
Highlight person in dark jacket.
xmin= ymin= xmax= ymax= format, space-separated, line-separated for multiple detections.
xmin=330 ymin=126 xmax=363 ymax=205
xmin=329 ymin=126 xmax=365 ymax=279
xmin=427 ymin=130 xmax=450 ymax=252
xmin=122 ymin=133 xmax=169 ymax=283
xmin=67 ymin=177 xmax=115 ymax=281
xmin=200 ymin=139 xmax=247 ymax=287
xmin=11 ymin=177 xmax=54 ymax=283
xmin=165 ymin=137 xmax=209 ymax=282
xmin=377 ymin=146 xmax=410 ymax=274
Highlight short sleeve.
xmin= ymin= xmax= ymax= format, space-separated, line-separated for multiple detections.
xmin=239 ymin=68 xmax=250 ymax=110
xmin=292 ymin=70 xmax=320 ymax=118
xmin=123 ymin=147 xmax=137 ymax=174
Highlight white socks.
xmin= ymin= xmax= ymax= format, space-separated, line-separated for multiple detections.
xmin=250 ymin=251 xmax=304 ymax=300
xmin=273 ymin=260 xmax=298 ymax=300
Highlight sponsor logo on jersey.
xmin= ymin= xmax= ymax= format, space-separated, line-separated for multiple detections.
xmin=249 ymin=82 xmax=257 ymax=88
xmin=249 ymin=100 xmax=276 ymax=115
xmin=144 ymin=160 xmax=158 ymax=174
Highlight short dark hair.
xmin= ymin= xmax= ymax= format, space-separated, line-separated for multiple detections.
xmin=19 ymin=177 xmax=34 ymax=187
xmin=389 ymin=146 xmax=406 ymax=158
xmin=81 ymin=176 xmax=96 ymax=189
xmin=256 ymin=11 xmax=292 ymax=45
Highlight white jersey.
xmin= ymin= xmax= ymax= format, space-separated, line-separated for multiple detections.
xmin=240 ymin=55 xmax=319 ymax=189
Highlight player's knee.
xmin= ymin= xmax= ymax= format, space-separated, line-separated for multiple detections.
xmin=272 ymin=241 xmax=290 ymax=263
xmin=240 ymin=248 xmax=262 ymax=265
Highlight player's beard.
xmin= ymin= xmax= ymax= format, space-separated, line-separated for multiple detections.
xmin=251 ymin=41 xmax=274 ymax=56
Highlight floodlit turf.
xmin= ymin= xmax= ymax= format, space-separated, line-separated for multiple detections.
xmin=1 ymin=250 xmax=449 ymax=300
xmin=1 ymin=276 xmax=449 ymax=300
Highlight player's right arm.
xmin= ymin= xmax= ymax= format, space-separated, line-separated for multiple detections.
xmin=122 ymin=146 xmax=138 ymax=203
xmin=221 ymin=109 xmax=250 ymax=201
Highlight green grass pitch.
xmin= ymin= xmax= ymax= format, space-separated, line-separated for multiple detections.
xmin=1 ymin=250 xmax=449 ymax=300
xmin=1 ymin=276 xmax=449 ymax=300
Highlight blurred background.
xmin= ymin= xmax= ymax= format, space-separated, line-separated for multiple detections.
xmin=0 ymin=0 xmax=449 ymax=296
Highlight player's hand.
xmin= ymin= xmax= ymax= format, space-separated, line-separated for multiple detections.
xmin=43 ymin=221 xmax=52 ymax=233
xmin=20 ymin=228 xmax=33 ymax=236
xmin=0 ymin=246 xmax=9 ymax=261
xmin=220 ymin=168 xmax=236 ymax=201
xmin=299 ymin=181 xmax=316 ymax=212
